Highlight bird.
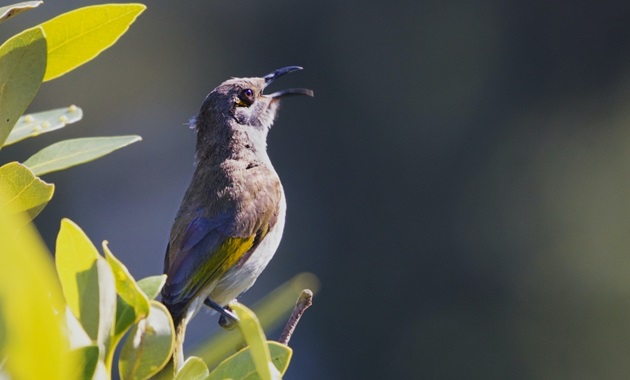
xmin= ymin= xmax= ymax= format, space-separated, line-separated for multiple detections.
xmin=161 ymin=66 xmax=313 ymax=369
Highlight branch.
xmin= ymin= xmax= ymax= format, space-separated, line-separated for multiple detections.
xmin=278 ymin=289 xmax=313 ymax=345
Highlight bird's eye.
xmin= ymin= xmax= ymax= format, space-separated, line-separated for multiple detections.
xmin=237 ymin=88 xmax=255 ymax=107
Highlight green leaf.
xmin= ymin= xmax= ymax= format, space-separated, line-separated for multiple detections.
xmin=0 ymin=161 xmax=54 ymax=219
xmin=0 ymin=191 xmax=76 ymax=380
xmin=0 ymin=27 xmax=46 ymax=148
xmin=0 ymin=1 xmax=42 ymax=24
xmin=115 ymin=298 xmax=139 ymax=341
xmin=175 ymin=357 xmax=209 ymax=380
xmin=55 ymin=219 xmax=117 ymax=346
xmin=137 ymin=275 xmax=167 ymax=300
xmin=65 ymin=307 xmax=92 ymax=349
xmin=104 ymin=241 xmax=151 ymax=377
xmin=207 ymin=342 xmax=293 ymax=380
xmin=193 ymin=273 xmax=319 ymax=369
xmin=90 ymin=259 xmax=118 ymax=345
xmin=119 ymin=301 xmax=175 ymax=380
xmin=230 ymin=302 xmax=281 ymax=380
xmin=4 ymin=105 xmax=83 ymax=146
xmin=39 ymin=3 xmax=146 ymax=81
xmin=55 ymin=219 xmax=100 ymax=317
xmin=103 ymin=241 xmax=150 ymax=337
xmin=23 ymin=135 xmax=142 ymax=176
xmin=71 ymin=345 xmax=100 ymax=380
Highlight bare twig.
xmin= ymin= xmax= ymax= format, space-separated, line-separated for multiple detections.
xmin=278 ymin=289 xmax=313 ymax=345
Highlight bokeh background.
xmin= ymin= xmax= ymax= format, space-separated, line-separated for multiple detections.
xmin=3 ymin=0 xmax=630 ymax=378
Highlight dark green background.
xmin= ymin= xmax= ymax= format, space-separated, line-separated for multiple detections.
xmin=3 ymin=1 xmax=630 ymax=378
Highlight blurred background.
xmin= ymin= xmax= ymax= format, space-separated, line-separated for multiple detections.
xmin=2 ymin=0 xmax=630 ymax=378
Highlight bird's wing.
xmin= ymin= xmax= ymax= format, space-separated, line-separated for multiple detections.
xmin=161 ymin=211 xmax=269 ymax=322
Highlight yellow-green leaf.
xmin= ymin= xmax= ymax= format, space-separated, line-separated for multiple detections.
xmin=39 ymin=3 xmax=146 ymax=81
xmin=193 ymin=273 xmax=319 ymax=369
xmin=119 ymin=301 xmax=175 ymax=380
xmin=103 ymin=241 xmax=150 ymax=338
xmin=0 ymin=1 xmax=42 ymax=24
xmin=206 ymin=342 xmax=293 ymax=380
xmin=0 ymin=27 xmax=46 ymax=148
xmin=55 ymin=219 xmax=116 ymax=345
xmin=65 ymin=306 xmax=92 ymax=349
xmin=4 ymin=105 xmax=83 ymax=146
xmin=55 ymin=218 xmax=99 ymax=317
xmin=137 ymin=274 xmax=167 ymax=300
xmin=104 ymin=241 xmax=149 ymax=315
xmin=70 ymin=345 xmax=100 ymax=380
xmin=175 ymin=357 xmax=209 ymax=380
xmin=0 ymin=161 xmax=54 ymax=219
xmin=230 ymin=302 xmax=281 ymax=380
xmin=0 ymin=190 xmax=75 ymax=380
xmin=23 ymin=135 xmax=142 ymax=176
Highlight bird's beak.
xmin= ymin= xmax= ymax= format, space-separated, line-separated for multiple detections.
xmin=264 ymin=66 xmax=314 ymax=98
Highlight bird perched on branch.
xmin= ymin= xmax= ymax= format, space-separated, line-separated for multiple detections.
xmin=161 ymin=66 xmax=313 ymax=369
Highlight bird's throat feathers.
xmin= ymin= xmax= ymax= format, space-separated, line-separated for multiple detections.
xmin=192 ymin=114 xmax=273 ymax=164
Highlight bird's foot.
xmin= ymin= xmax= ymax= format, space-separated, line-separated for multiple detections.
xmin=204 ymin=298 xmax=239 ymax=330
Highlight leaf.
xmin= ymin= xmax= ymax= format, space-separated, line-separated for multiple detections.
xmin=0 ymin=191 xmax=75 ymax=380
xmin=0 ymin=1 xmax=42 ymax=24
xmin=23 ymin=135 xmax=142 ymax=176
xmin=119 ymin=301 xmax=175 ymax=380
xmin=193 ymin=273 xmax=319 ymax=369
xmin=65 ymin=307 xmax=92 ymax=349
xmin=137 ymin=275 xmax=167 ymax=300
xmin=71 ymin=345 xmax=100 ymax=380
xmin=0 ymin=27 xmax=46 ymax=148
xmin=93 ymin=360 xmax=109 ymax=380
xmin=55 ymin=219 xmax=117 ymax=347
xmin=0 ymin=161 xmax=54 ymax=219
xmin=207 ymin=342 xmax=293 ymax=380
xmin=175 ymin=357 xmax=209 ymax=380
xmin=115 ymin=298 xmax=140 ymax=344
xmin=103 ymin=241 xmax=150 ymax=338
xmin=39 ymin=3 xmax=146 ymax=81
xmin=4 ymin=105 xmax=83 ymax=146
xmin=55 ymin=219 xmax=100 ymax=317
xmin=230 ymin=302 xmax=281 ymax=380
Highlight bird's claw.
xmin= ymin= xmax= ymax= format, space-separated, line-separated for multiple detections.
xmin=204 ymin=297 xmax=239 ymax=330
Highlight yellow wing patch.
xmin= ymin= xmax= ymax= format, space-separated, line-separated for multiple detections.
xmin=182 ymin=235 xmax=256 ymax=299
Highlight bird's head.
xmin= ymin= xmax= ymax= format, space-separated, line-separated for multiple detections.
xmin=195 ymin=66 xmax=313 ymax=134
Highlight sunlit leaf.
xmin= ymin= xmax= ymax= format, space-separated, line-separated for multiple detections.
xmin=230 ymin=302 xmax=281 ymax=380
xmin=70 ymin=345 xmax=99 ymax=380
xmin=65 ymin=307 xmax=92 ymax=350
xmin=103 ymin=241 xmax=150 ymax=339
xmin=0 ymin=161 xmax=54 ymax=219
xmin=114 ymin=298 xmax=138 ymax=342
xmin=0 ymin=27 xmax=46 ymax=148
xmin=55 ymin=219 xmax=117 ymax=346
xmin=0 ymin=191 xmax=75 ymax=380
xmin=23 ymin=135 xmax=142 ymax=176
xmin=194 ymin=273 xmax=319 ymax=369
xmin=55 ymin=219 xmax=99 ymax=317
xmin=4 ymin=105 xmax=83 ymax=146
xmin=39 ymin=3 xmax=146 ymax=81
xmin=137 ymin=275 xmax=167 ymax=300
xmin=175 ymin=357 xmax=209 ymax=380
xmin=0 ymin=1 xmax=42 ymax=23
xmin=119 ymin=301 xmax=175 ymax=380
xmin=206 ymin=342 xmax=293 ymax=380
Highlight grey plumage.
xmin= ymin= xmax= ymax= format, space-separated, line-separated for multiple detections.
xmin=160 ymin=67 xmax=312 ymax=370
